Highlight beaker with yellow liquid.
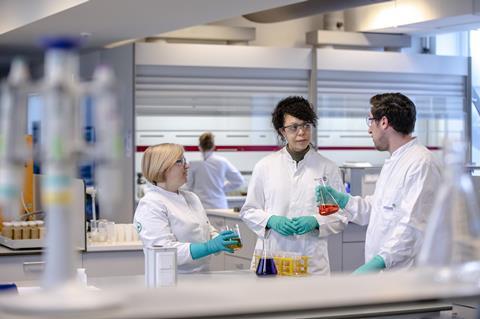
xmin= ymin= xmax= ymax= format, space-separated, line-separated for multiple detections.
xmin=270 ymin=252 xmax=309 ymax=276
xmin=225 ymin=224 xmax=242 ymax=250
xmin=315 ymin=177 xmax=340 ymax=216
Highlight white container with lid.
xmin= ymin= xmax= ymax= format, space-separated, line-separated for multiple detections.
xmin=145 ymin=245 xmax=177 ymax=288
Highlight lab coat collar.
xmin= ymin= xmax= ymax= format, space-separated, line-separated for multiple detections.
xmin=144 ymin=182 xmax=182 ymax=198
xmin=280 ymin=145 xmax=315 ymax=164
xmin=202 ymin=151 xmax=213 ymax=161
xmin=389 ymin=138 xmax=418 ymax=161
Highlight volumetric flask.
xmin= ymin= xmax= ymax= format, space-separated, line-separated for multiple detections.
xmin=417 ymin=140 xmax=480 ymax=281
xmin=315 ymin=177 xmax=340 ymax=216
xmin=256 ymin=234 xmax=277 ymax=276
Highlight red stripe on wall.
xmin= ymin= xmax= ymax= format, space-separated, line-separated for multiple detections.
xmin=136 ymin=145 xmax=441 ymax=152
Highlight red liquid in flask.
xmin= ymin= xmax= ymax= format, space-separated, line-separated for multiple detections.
xmin=318 ymin=204 xmax=339 ymax=216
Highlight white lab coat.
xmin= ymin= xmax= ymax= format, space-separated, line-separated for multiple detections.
xmin=186 ymin=153 xmax=244 ymax=209
xmin=344 ymin=138 xmax=441 ymax=269
xmin=240 ymin=147 xmax=348 ymax=275
xmin=133 ymin=183 xmax=218 ymax=273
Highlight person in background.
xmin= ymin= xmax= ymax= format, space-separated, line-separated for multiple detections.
xmin=186 ymin=132 xmax=244 ymax=209
xmin=134 ymin=143 xmax=238 ymax=273
xmin=317 ymin=93 xmax=442 ymax=274
xmin=241 ymin=96 xmax=348 ymax=275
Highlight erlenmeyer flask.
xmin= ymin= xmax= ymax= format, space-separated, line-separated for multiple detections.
xmin=417 ymin=140 xmax=480 ymax=276
xmin=256 ymin=232 xmax=277 ymax=276
xmin=315 ymin=177 xmax=340 ymax=216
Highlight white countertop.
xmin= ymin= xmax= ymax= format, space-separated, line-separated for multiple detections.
xmin=206 ymin=208 xmax=242 ymax=219
xmin=0 ymin=245 xmax=42 ymax=256
xmin=3 ymin=268 xmax=476 ymax=318
xmin=86 ymin=241 xmax=143 ymax=252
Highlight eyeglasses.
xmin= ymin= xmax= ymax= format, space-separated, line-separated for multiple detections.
xmin=365 ymin=116 xmax=377 ymax=127
xmin=174 ymin=157 xmax=187 ymax=166
xmin=282 ymin=122 xmax=313 ymax=134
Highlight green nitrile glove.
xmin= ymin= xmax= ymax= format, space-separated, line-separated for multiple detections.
xmin=315 ymin=185 xmax=350 ymax=209
xmin=353 ymin=255 xmax=386 ymax=275
xmin=266 ymin=215 xmax=297 ymax=236
xmin=292 ymin=216 xmax=319 ymax=235
xmin=190 ymin=230 xmax=238 ymax=260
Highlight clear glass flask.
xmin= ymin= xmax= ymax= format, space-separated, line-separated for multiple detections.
xmin=315 ymin=177 xmax=340 ymax=216
xmin=256 ymin=232 xmax=277 ymax=276
xmin=417 ymin=140 xmax=480 ymax=280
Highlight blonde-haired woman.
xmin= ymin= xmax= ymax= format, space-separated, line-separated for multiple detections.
xmin=134 ymin=143 xmax=238 ymax=273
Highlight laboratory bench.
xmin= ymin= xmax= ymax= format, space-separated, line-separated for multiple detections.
xmin=2 ymin=269 xmax=469 ymax=318
xmin=0 ymin=209 xmax=366 ymax=283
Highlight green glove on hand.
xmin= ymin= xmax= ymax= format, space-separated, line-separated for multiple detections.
xmin=315 ymin=185 xmax=350 ymax=209
xmin=292 ymin=216 xmax=319 ymax=235
xmin=353 ymin=255 xmax=386 ymax=275
xmin=267 ymin=215 xmax=297 ymax=236
xmin=190 ymin=230 xmax=238 ymax=260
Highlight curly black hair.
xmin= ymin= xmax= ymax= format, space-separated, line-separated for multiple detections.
xmin=370 ymin=93 xmax=416 ymax=135
xmin=271 ymin=96 xmax=317 ymax=140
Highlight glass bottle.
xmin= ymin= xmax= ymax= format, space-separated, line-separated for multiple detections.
xmin=417 ymin=140 xmax=480 ymax=280
xmin=256 ymin=232 xmax=277 ymax=276
xmin=315 ymin=177 xmax=340 ymax=216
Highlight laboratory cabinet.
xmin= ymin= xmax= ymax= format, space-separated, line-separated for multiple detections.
xmin=324 ymin=223 xmax=368 ymax=273
xmin=206 ymin=211 xmax=257 ymax=271
xmin=81 ymin=250 xmax=144 ymax=278
xmin=0 ymin=251 xmax=82 ymax=283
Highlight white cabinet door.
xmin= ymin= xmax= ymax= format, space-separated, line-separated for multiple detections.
xmin=342 ymin=242 xmax=365 ymax=272
xmin=224 ymin=255 xmax=252 ymax=271
xmin=208 ymin=215 xmax=225 ymax=231
xmin=327 ymin=233 xmax=342 ymax=273
xmin=342 ymin=223 xmax=367 ymax=242
xmin=208 ymin=253 xmax=225 ymax=271
xmin=82 ymin=250 xmax=144 ymax=277
xmin=224 ymin=217 xmax=257 ymax=260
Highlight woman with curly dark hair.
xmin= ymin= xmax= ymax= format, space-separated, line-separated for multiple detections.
xmin=240 ymin=96 xmax=347 ymax=275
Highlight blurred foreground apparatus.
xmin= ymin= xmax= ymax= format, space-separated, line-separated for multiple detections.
xmin=0 ymin=37 xmax=124 ymax=315
xmin=418 ymin=139 xmax=480 ymax=282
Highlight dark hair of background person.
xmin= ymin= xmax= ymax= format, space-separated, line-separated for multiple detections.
xmin=271 ymin=96 xmax=318 ymax=140
xmin=370 ymin=93 xmax=416 ymax=135
xmin=199 ymin=132 xmax=215 ymax=151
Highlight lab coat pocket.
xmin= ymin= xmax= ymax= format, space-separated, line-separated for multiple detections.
xmin=380 ymin=193 xmax=401 ymax=223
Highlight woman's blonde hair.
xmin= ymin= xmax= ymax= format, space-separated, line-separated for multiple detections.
xmin=142 ymin=143 xmax=184 ymax=184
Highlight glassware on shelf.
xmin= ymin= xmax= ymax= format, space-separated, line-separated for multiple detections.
xmin=417 ymin=140 xmax=480 ymax=282
xmin=315 ymin=177 xmax=340 ymax=216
